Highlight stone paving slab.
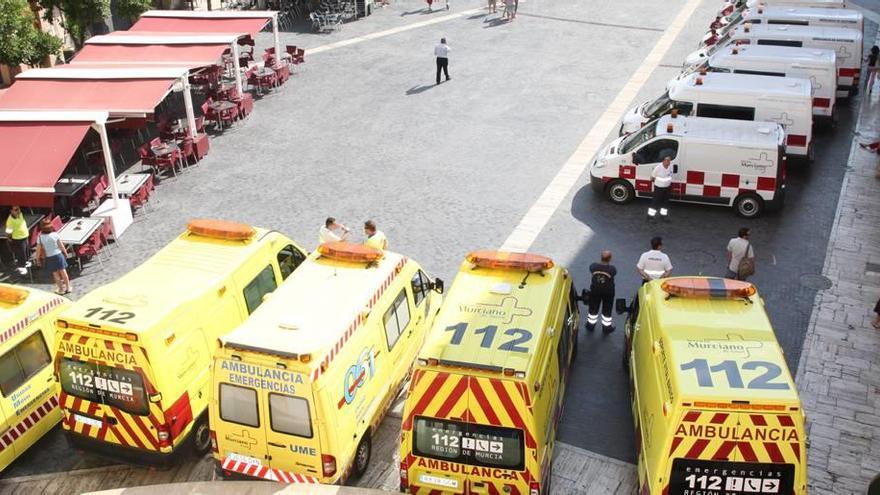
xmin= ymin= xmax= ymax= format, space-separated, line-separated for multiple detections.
xmin=794 ymin=30 xmax=880 ymax=495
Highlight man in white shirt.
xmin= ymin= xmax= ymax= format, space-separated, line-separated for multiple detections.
xmin=434 ymin=38 xmax=450 ymax=85
xmin=319 ymin=217 xmax=349 ymax=245
xmin=637 ymin=237 xmax=673 ymax=282
xmin=726 ymin=227 xmax=754 ymax=280
xmin=649 ymin=155 xmax=674 ymax=219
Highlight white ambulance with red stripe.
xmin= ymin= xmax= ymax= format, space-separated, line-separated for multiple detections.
xmin=719 ymin=0 xmax=847 ymax=19
xmin=695 ymin=44 xmax=838 ymax=121
xmin=594 ymin=114 xmax=786 ymax=218
xmin=620 ymin=71 xmax=812 ymax=158
xmin=210 ymin=242 xmax=443 ymax=485
xmin=707 ymin=6 xmax=862 ymax=47
xmin=0 ymin=284 xmax=69 ymax=472
xmin=616 ymin=277 xmax=808 ymax=495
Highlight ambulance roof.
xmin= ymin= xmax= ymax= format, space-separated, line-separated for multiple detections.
xmin=642 ymin=278 xmax=800 ymax=405
xmin=733 ymin=22 xmax=862 ymax=41
xmin=746 ymin=0 xmax=846 ymax=7
xmin=61 ymin=226 xmax=278 ymax=336
xmin=417 ymin=257 xmax=566 ymax=380
xmin=710 ymin=44 xmax=836 ymax=66
xmin=221 ymin=250 xmax=410 ymax=361
xmin=747 ymin=5 xmax=862 ymax=22
xmin=0 ymin=284 xmax=66 ymax=340
xmin=655 ymin=115 xmax=784 ymax=147
xmin=671 ymin=71 xmax=812 ymax=100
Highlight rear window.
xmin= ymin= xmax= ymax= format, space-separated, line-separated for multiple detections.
xmin=0 ymin=331 xmax=52 ymax=396
xmin=219 ymin=383 xmax=259 ymax=427
xmin=269 ymin=393 xmax=312 ymax=438
xmin=60 ymin=358 xmax=148 ymax=415
xmin=413 ymin=416 xmax=524 ymax=470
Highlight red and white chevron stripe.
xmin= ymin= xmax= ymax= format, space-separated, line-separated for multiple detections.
xmin=221 ymin=456 xmax=319 ymax=484
xmin=311 ymin=257 xmax=408 ymax=381
xmin=0 ymin=395 xmax=59 ymax=452
xmin=0 ymin=297 xmax=65 ymax=346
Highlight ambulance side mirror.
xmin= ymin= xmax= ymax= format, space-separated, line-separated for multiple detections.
xmin=430 ymin=278 xmax=444 ymax=294
xmin=616 ymin=298 xmax=630 ymax=315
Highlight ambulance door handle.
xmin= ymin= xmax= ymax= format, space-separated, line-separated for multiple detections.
xmin=268 ymin=442 xmax=285 ymax=448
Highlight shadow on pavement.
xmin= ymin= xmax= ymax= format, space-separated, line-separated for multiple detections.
xmin=406 ymin=84 xmax=437 ymax=95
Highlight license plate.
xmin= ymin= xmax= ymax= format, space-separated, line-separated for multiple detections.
xmin=73 ymin=414 xmax=102 ymax=429
xmin=669 ymin=458 xmax=794 ymax=495
xmin=419 ymin=474 xmax=458 ymax=489
xmin=228 ymin=452 xmax=262 ymax=466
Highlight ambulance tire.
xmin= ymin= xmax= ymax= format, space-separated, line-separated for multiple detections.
xmin=191 ymin=416 xmax=212 ymax=456
xmin=807 ymin=143 xmax=815 ymax=162
xmin=352 ymin=434 xmax=372 ymax=479
xmin=606 ymin=180 xmax=635 ymax=204
xmin=733 ymin=193 xmax=763 ymax=218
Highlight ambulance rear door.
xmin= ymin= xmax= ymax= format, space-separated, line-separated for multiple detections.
xmin=214 ymin=357 xmax=269 ymax=476
xmin=261 ymin=370 xmax=322 ymax=482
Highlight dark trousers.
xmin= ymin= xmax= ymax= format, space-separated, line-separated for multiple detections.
xmin=587 ymin=291 xmax=614 ymax=328
xmin=436 ymin=57 xmax=449 ymax=84
xmin=652 ymin=185 xmax=670 ymax=212
xmin=10 ymin=238 xmax=28 ymax=268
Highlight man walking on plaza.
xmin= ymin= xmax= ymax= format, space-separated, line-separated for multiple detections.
xmin=434 ymin=38 xmax=450 ymax=85
xmin=586 ymin=250 xmax=617 ymax=333
xmin=649 ymin=155 xmax=673 ymax=220
xmin=726 ymin=227 xmax=755 ymax=280
xmin=319 ymin=217 xmax=349 ymax=244
xmin=637 ymin=237 xmax=673 ymax=283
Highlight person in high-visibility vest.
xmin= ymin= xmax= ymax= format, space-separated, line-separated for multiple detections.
xmin=363 ymin=220 xmax=388 ymax=251
xmin=5 ymin=206 xmax=30 ymax=276
xmin=586 ymin=250 xmax=617 ymax=333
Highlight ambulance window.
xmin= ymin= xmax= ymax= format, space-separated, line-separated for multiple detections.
xmin=411 ymin=271 xmax=428 ymax=306
xmin=0 ymin=331 xmax=51 ymax=396
xmin=219 ymin=383 xmax=259 ymax=428
xmin=696 ymin=103 xmax=756 ymax=121
xmin=758 ymin=39 xmax=802 ymax=48
xmin=383 ymin=289 xmax=411 ymax=350
xmin=277 ymin=245 xmax=306 ymax=280
xmin=243 ymin=265 xmax=278 ymax=314
xmin=734 ymin=69 xmax=786 ymax=77
xmin=269 ymin=393 xmax=312 ymax=438
xmin=768 ymin=19 xmax=808 ymax=26
xmin=634 ymin=139 xmax=678 ymax=164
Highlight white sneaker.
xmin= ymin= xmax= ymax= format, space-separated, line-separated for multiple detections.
xmin=16 ymin=267 xmax=27 ymax=275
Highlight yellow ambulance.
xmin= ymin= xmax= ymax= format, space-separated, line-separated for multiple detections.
xmin=399 ymin=251 xmax=579 ymax=495
xmin=54 ymin=219 xmax=307 ymax=463
xmin=0 ymin=284 xmax=69 ymax=472
xmin=618 ymin=277 xmax=807 ymax=495
xmin=210 ymin=242 xmax=444 ymax=484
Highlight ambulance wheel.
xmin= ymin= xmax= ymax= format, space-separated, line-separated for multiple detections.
xmin=606 ymin=180 xmax=635 ymax=204
xmin=191 ymin=416 xmax=211 ymax=456
xmin=807 ymin=143 xmax=815 ymax=162
xmin=353 ymin=434 xmax=372 ymax=478
xmin=734 ymin=193 xmax=763 ymax=218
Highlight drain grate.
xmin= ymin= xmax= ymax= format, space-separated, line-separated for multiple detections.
xmin=800 ymin=274 xmax=833 ymax=290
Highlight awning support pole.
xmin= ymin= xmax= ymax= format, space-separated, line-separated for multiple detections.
xmin=183 ymin=76 xmax=197 ymax=137
xmin=232 ymin=42 xmax=243 ymax=96
xmin=95 ymin=122 xmax=119 ymax=209
xmin=273 ymin=14 xmax=281 ymax=65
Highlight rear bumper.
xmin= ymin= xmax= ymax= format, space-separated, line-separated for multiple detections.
xmin=64 ymin=429 xmax=185 ymax=466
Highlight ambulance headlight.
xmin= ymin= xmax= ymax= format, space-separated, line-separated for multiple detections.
xmin=593 ymin=158 xmax=606 ymax=170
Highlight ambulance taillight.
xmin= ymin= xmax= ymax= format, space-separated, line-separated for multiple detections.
xmin=322 ymin=454 xmax=337 ymax=477
xmin=210 ymin=430 xmax=218 ymax=454
xmin=530 ymin=481 xmax=540 ymax=495
xmin=399 ymin=460 xmax=409 ymax=491
xmin=157 ymin=425 xmax=171 ymax=448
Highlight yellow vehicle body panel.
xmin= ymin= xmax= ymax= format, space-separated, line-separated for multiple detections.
xmin=0 ymin=284 xmax=70 ymax=472
xmin=626 ymin=278 xmax=807 ymax=495
xmin=54 ymin=223 xmax=306 ymax=461
xmin=400 ymin=257 xmax=579 ymax=495
xmin=211 ymin=250 xmax=442 ymax=484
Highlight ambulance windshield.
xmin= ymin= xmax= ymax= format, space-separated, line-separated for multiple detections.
xmin=413 ymin=416 xmax=524 ymax=470
xmin=60 ymin=358 xmax=149 ymax=415
xmin=643 ymin=92 xmax=674 ymax=120
xmin=619 ymin=121 xmax=658 ymax=154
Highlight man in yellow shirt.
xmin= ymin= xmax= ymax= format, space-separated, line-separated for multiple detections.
xmin=363 ymin=220 xmax=388 ymax=251
xmin=5 ymin=207 xmax=30 ymax=275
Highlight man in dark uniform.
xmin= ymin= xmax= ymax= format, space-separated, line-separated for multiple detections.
xmin=586 ymin=250 xmax=617 ymax=333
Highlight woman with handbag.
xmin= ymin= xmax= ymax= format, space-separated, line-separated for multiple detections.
xmin=726 ymin=227 xmax=755 ymax=281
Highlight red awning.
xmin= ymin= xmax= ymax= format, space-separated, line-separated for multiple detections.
xmin=0 ymin=78 xmax=175 ymax=114
xmin=0 ymin=121 xmax=92 ymax=207
xmin=73 ymin=43 xmax=229 ymax=66
xmin=130 ymin=17 xmax=269 ymax=36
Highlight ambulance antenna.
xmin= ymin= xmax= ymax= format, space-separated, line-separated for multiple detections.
xmin=519 ymin=271 xmax=530 ymax=289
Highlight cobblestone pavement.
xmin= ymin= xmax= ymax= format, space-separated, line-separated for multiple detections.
xmin=794 ymin=31 xmax=880 ymax=495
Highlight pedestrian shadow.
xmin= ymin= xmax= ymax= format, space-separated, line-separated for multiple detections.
xmin=421 ymin=8 xmax=446 ymax=14
xmin=406 ymin=84 xmax=436 ymax=95
xmin=468 ymin=12 xmax=487 ymax=19
xmin=483 ymin=17 xmax=508 ymax=27
xmin=400 ymin=9 xmax=423 ymax=15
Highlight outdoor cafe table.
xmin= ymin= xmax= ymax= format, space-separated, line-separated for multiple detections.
xmin=152 ymin=141 xmax=184 ymax=169
xmin=112 ymin=173 xmax=150 ymax=198
xmin=209 ymin=101 xmax=238 ymax=130
xmin=54 ymin=174 xmax=96 ymax=198
xmin=57 ymin=217 xmax=103 ymax=247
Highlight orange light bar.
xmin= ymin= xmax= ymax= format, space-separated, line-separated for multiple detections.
xmin=187 ymin=219 xmax=255 ymax=241
xmin=62 ymin=321 xmax=139 ymax=342
xmin=693 ymin=401 xmax=786 ymax=412
xmin=318 ymin=242 xmax=384 ymax=263
xmin=0 ymin=286 xmax=28 ymax=305
xmin=466 ymin=250 xmax=554 ymax=272
xmin=661 ymin=277 xmax=756 ymax=299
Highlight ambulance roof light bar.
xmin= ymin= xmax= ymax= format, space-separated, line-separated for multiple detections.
xmin=661 ymin=277 xmax=756 ymax=300
xmin=466 ymin=250 xmax=554 ymax=272
xmin=0 ymin=286 xmax=28 ymax=305
xmin=187 ymin=219 xmax=256 ymax=241
xmin=318 ymin=241 xmax=384 ymax=263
